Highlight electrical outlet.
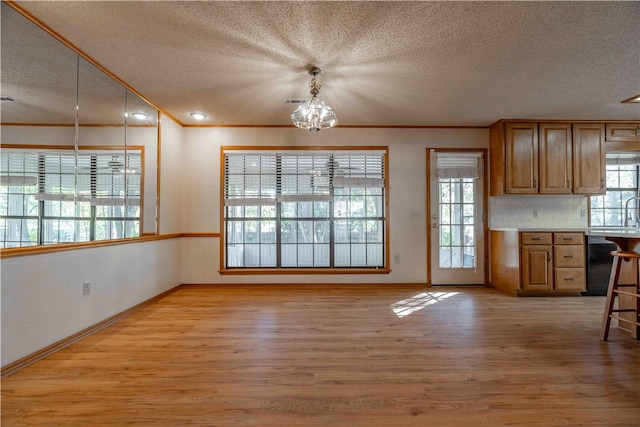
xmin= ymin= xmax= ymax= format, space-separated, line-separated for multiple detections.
xmin=580 ymin=209 xmax=586 ymax=218
xmin=83 ymin=281 xmax=91 ymax=296
xmin=533 ymin=210 xmax=538 ymax=218
xmin=394 ymin=254 xmax=400 ymax=264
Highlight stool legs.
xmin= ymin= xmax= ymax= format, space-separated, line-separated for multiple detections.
xmin=600 ymin=255 xmax=622 ymax=341
xmin=600 ymin=252 xmax=640 ymax=341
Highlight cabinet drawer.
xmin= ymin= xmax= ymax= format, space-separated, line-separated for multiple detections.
xmin=554 ymin=245 xmax=585 ymax=267
xmin=553 ymin=232 xmax=584 ymax=245
xmin=554 ymin=268 xmax=586 ymax=291
xmin=521 ymin=232 xmax=552 ymax=245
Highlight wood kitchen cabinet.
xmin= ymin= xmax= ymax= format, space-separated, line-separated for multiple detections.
xmin=572 ymin=123 xmax=606 ymax=195
xmin=605 ymin=123 xmax=640 ymax=142
xmin=552 ymin=232 xmax=585 ymax=291
xmin=489 ymin=120 xmax=606 ymax=196
xmin=504 ymin=123 xmax=538 ymax=194
xmin=604 ymin=122 xmax=640 ymax=152
xmin=539 ymin=123 xmax=572 ymax=194
xmin=490 ymin=230 xmax=586 ymax=295
xmin=520 ymin=232 xmax=553 ymax=292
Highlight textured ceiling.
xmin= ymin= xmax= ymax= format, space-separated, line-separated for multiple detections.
xmin=3 ymin=1 xmax=640 ymax=127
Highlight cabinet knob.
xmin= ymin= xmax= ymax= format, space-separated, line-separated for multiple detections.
xmin=563 ymin=255 xmax=575 ymax=259
xmin=563 ymin=277 xmax=576 ymax=281
xmin=531 ymin=237 xmax=543 ymax=241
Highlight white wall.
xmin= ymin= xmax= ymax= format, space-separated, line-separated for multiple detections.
xmin=1 ymin=239 xmax=181 ymax=365
xmin=180 ymin=127 xmax=489 ymax=284
xmin=158 ymin=115 xmax=183 ymax=234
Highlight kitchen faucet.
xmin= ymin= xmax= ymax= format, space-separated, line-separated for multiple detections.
xmin=623 ymin=195 xmax=640 ymax=227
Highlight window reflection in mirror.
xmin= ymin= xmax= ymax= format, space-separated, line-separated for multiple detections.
xmin=0 ymin=2 xmax=159 ymax=248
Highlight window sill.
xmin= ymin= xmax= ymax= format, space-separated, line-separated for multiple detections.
xmin=219 ymin=267 xmax=391 ymax=275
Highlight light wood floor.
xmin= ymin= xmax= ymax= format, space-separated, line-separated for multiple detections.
xmin=2 ymin=284 xmax=639 ymax=426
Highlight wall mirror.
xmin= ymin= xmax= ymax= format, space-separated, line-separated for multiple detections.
xmin=0 ymin=2 xmax=159 ymax=248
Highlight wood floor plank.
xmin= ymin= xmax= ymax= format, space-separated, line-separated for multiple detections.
xmin=2 ymin=284 xmax=639 ymax=426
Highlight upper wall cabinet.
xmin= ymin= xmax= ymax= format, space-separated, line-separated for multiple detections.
xmin=572 ymin=123 xmax=606 ymax=195
xmin=605 ymin=123 xmax=640 ymax=142
xmin=539 ymin=123 xmax=572 ymax=194
xmin=503 ymin=122 xmax=539 ymax=194
xmin=605 ymin=123 xmax=640 ymax=154
xmin=490 ymin=121 xmax=606 ymax=196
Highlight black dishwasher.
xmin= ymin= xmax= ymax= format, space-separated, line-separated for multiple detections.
xmin=584 ymin=235 xmax=617 ymax=296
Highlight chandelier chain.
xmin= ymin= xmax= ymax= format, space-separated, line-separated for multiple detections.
xmin=309 ymin=75 xmax=321 ymax=97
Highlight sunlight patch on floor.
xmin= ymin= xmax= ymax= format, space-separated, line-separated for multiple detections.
xmin=390 ymin=292 xmax=459 ymax=318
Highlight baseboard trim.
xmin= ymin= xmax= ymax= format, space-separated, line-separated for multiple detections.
xmin=1 ymin=285 xmax=182 ymax=379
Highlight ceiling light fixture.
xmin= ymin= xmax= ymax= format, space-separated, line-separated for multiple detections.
xmin=621 ymin=94 xmax=640 ymax=103
xmin=190 ymin=112 xmax=207 ymax=120
xmin=291 ymin=67 xmax=337 ymax=131
xmin=131 ymin=112 xmax=148 ymax=120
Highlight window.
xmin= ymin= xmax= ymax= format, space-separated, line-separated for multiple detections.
xmin=0 ymin=147 xmax=142 ymax=248
xmin=590 ymin=154 xmax=640 ymax=227
xmin=223 ymin=148 xmax=387 ymax=269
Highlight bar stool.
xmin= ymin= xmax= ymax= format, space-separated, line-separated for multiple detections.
xmin=600 ymin=250 xmax=640 ymax=341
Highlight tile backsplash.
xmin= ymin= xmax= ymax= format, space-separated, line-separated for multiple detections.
xmin=490 ymin=195 xmax=589 ymax=229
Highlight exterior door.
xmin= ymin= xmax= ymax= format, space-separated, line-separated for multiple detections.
xmin=429 ymin=150 xmax=486 ymax=285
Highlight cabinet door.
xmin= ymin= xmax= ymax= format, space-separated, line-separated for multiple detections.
xmin=521 ymin=245 xmax=553 ymax=291
xmin=605 ymin=123 xmax=640 ymax=142
xmin=539 ymin=123 xmax=572 ymax=194
xmin=505 ymin=123 xmax=538 ymax=194
xmin=572 ymin=123 xmax=605 ymax=195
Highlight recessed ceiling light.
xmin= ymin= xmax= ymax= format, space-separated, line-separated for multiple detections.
xmin=621 ymin=94 xmax=640 ymax=103
xmin=190 ymin=112 xmax=207 ymax=120
xmin=131 ymin=112 xmax=148 ymax=120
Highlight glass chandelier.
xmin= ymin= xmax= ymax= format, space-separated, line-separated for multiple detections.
xmin=291 ymin=67 xmax=337 ymax=131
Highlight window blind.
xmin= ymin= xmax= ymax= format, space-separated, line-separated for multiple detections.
xmin=606 ymin=153 xmax=640 ymax=166
xmin=224 ymin=150 xmax=385 ymax=206
xmin=1 ymin=149 xmax=141 ymax=205
xmin=0 ymin=150 xmax=38 ymax=186
xmin=436 ymin=152 xmax=482 ymax=179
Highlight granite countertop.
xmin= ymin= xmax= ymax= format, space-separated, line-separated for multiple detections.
xmin=586 ymin=228 xmax=640 ymax=238
xmin=490 ymin=227 xmax=640 ymax=238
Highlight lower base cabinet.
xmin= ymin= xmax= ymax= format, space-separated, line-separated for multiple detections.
xmin=491 ymin=230 xmax=586 ymax=295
